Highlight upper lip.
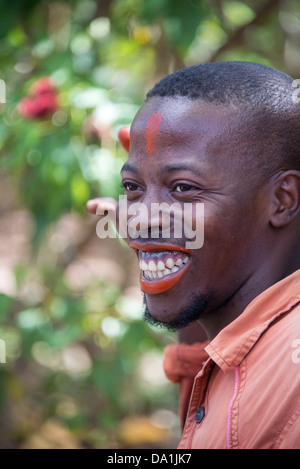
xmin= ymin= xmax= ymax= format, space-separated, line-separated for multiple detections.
xmin=129 ymin=241 xmax=193 ymax=255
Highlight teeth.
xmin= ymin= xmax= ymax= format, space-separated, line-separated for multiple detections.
xmin=165 ymin=258 xmax=175 ymax=269
xmin=140 ymin=253 xmax=190 ymax=280
xmin=148 ymin=260 xmax=157 ymax=272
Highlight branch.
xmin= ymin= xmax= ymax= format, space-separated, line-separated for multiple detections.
xmin=208 ymin=0 xmax=281 ymax=62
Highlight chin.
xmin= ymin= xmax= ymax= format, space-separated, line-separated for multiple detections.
xmin=142 ymin=290 xmax=210 ymax=331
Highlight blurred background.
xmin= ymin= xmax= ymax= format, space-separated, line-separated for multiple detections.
xmin=0 ymin=0 xmax=300 ymax=449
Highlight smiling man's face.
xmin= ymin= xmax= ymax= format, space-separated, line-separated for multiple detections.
xmin=121 ymin=96 xmax=272 ymax=330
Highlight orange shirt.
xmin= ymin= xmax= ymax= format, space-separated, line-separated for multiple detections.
xmin=163 ymin=270 xmax=300 ymax=449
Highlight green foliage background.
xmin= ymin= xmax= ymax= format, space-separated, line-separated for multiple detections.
xmin=0 ymin=0 xmax=299 ymax=449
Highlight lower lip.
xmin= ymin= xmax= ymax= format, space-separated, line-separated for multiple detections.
xmin=130 ymin=242 xmax=192 ymax=295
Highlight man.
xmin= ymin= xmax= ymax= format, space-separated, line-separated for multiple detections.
xmin=87 ymin=61 xmax=300 ymax=449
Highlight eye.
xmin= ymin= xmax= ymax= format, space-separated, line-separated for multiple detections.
xmin=121 ymin=181 xmax=141 ymax=192
xmin=174 ymin=183 xmax=195 ymax=192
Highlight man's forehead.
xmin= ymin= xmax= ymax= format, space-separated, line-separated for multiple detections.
xmin=126 ymin=97 xmax=247 ymax=180
xmin=131 ymin=96 xmax=238 ymax=135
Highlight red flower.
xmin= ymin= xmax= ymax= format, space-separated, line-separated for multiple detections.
xmin=18 ymin=77 xmax=59 ymax=120
xmin=29 ymin=77 xmax=56 ymax=95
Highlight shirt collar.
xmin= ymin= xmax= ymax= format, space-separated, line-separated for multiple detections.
xmin=205 ymin=270 xmax=300 ymax=374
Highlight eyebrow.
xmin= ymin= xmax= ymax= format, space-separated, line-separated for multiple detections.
xmin=120 ymin=162 xmax=138 ymax=174
xmin=161 ymin=164 xmax=204 ymax=177
xmin=121 ymin=162 xmax=205 ymax=177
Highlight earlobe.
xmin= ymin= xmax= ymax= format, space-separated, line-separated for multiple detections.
xmin=118 ymin=127 xmax=130 ymax=152
xmin=270 ymin=171 xmax=300 ymax=228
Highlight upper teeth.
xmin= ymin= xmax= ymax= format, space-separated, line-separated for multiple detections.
xmin=139 ymin=255 xmax=189 ymax=279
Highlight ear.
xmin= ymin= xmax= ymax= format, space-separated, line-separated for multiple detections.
xmin=118 ymin=127 xmax=130 ymax=152
xmin=270 ymin=170 xmax=300 ymax=228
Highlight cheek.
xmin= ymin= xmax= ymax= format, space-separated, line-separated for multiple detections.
xmin=198 ymin=204 xmax=262 ymax=278
xmin=198 ymin=210 xmax=240 ymax=265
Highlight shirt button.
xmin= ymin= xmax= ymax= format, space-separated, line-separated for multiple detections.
xmin=195 ymin=406 xmax=205 ymax=423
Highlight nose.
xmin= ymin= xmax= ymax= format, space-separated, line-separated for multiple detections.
xmin=121 ymin=190 xmax=183 ymax=242
xmin=128 ymin=189 xmax=163 ymax=240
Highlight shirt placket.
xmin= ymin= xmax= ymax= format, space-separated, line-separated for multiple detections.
xmin=178 ymin=359 xmax=214 ymax=449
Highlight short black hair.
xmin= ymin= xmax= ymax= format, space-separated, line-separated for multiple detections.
xmin=146 ymin=61 xmax=300 ymax=176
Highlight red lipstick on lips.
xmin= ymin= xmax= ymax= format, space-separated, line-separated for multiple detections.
xmin=130 ymin=242 xmax=192 ymax=294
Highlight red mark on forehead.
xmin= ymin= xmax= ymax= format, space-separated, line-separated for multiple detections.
xmin=145 ymin=112 xmax=162 ymax=154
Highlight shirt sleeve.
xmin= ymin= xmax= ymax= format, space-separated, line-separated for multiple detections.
xmin=163 ymin=342 xmax=209 ymax=429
